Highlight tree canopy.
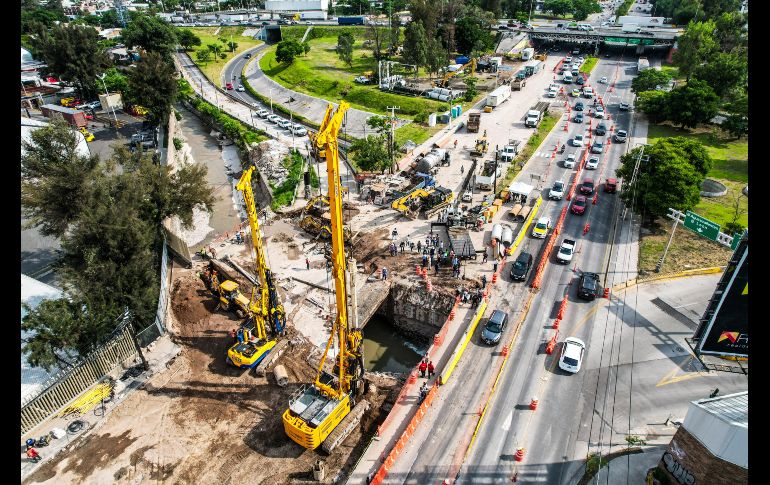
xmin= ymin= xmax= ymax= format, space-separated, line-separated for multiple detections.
xmin=455 ymin=16 xmax=494 ymax=55
xmin=692 ymin=51 xmax=747 ymax=98
xmin=403 ymin=21 xmax=429 ymax=68
xmin=275 ymin=39 xmax=305 ymax=64
xmin=349 ymin=135 xmax=391 ymax=172
xmin=665 ymin=79 xmax=720 ymax=129
xmin=631 ymin=69 xmax=673 ymax=94
xmin=121 ymin=13 xmax=178 ymax=58
xmin=127 ymin=52 xmax=178 ymax=126
xmin=177 ymin=28 xmax=202 ymax=51
xmin=672 ymin=20 xmax=718 ymax=81
xmin=336 ymin=32 xmax=354 ymax=67
xmin=30 ymin=23 xmax=112 ymax=100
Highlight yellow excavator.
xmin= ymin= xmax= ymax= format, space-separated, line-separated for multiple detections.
xmin=283 ymin=101 xmax=369 ymax=452
xmin=224 ymin=166 xmax=287 ymax=369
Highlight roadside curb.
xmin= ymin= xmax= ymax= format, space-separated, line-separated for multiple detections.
xmin=611 ymin=266 xmax=725 ymax=292
xmin=219 ymin=43 xmax=264 ymax=87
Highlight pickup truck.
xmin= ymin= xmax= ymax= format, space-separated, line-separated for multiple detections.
xmin=557 ymin=238 xmax=576 ymax=264
xmin=499 ymin=142 xmax=520 ymax=162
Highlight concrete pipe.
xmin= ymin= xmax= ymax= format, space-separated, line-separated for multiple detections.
xmin=313 ymin=460 xmax=326 ymax=481
xmin=273 ymin=365 xmax=289 ymax=387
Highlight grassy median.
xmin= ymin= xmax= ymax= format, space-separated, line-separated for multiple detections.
xmin=187 ymin=27 xmax=264 ymax=86
xmin=498 ymin=113 xmax=560 ymax=190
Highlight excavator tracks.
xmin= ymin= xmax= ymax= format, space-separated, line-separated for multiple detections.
xmin=320 ymin=400 xmax=370 ymax=454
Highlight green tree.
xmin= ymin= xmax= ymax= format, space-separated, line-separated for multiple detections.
xmin=102 ymin=67 xmax=130 ymax=96
xmin=21 ymin=7 xmax=65 ymax=33
xmin=21 ymin=118 xmax=101 ymax=238
xmin=672 ymin=0 xmax=704 ymax=25
xmin=206 ymin=43 xmax=222 ymax=61
xmin=302 ymin=41 xmax=311 ymax=56
xmin=722 ymin=92 xmax=748 ymax=139
xmin=127 ymin=51 xmax=178 ymax=126
xmin=713 ymin=12 xmax=748 ymax=53
xmin=616 ymin=137 xmax=712 ymax=219
xmin=196 ymin=49 xmax=212 ymax=64
xmin=665 ymin=79 xmax=720 ymax=129
xmin=337 ymin=32 xmax=354 ymax=66
xmin=425 ymin=37 xmax=449 ymax=78
xmin=701 ymin=0 xmax=740 ymax=19
xmin=349 ymin=135 xmax=391 ymax=172
xmin=636 ymin=90 xmax=669 ymax=123
xmin=30 ymin=24 xmax=112 ymax=104
xmin=572 ymin=0 xmax=602 ymax=21
xmin=177 ymin=28 xmax=202 ymax=50
xmin=275 ymin=39 xmax=304 ymax=64
xmin=631 ymin=69 xmax=673 ymax=93
xmin=403 ymin=21 xmax=429 ymax=68
xmin=409 ymin=0 xmax=440 ymax=37
xmin=99 ymin=9 xmax=122 ymax=28
xmin=672 ymin=20 xmax=718 ymax=81
xmin=692 ymin=52 xmax=747 ymax=98
xmin=543 ymin=0 xmax=574 ymax=17
xmin=463 ymin=76 xmax=478 ymax=101
xmin=455 ymin=16 xmax=494 ymax=55
xmin=121 ymin=13 xmax=178 ymax=58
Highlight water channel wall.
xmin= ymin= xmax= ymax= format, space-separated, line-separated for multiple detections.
xmin=375 ymin=281 xmax=455 ymax=341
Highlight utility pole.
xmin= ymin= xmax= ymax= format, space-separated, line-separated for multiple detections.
xmin=386 ymin=106 xmax=399 ymax=173
xmin=656 ymin=211 xmax=679 ymax=272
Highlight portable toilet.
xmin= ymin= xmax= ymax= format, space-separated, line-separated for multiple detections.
xmin=428 ymin=113 xmax=437 ymax=127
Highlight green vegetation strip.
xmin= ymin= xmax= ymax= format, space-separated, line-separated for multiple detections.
xmin=615 ymin=0 xmax=634 ymax=18
xmin=270 ymin=150 xmax=305 ymax=211
xmin=499 ymin=113 xmax=559 ymax=190
xmin=186 ymin=27 xmax=263 ymax=85
xmin=580 ymin=56 xmax=598 ymax=74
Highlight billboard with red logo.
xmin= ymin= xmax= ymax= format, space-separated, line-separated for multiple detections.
xmin=695 ymin=234 xmax=748 ymax=357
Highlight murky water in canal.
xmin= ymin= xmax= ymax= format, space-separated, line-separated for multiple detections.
xmin=363 ymin=314 xmax=428 ymax=374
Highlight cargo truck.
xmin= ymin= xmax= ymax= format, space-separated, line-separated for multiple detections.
xmin=338 ymin=16 xmax=366 ymax=25
xmin=467 ymin=111 xmax=481 ymax=133
xmin=524 ymin=101 xmax=549 ymax=128
xmin=637 ymin=57 xmax=650 ymax=72
xmin=475 ymin=160 xmax=503 ymax=191
xmin=40 ymin=104 xmax=88 ymax=128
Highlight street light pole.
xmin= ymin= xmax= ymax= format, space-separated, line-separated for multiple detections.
xmin=97 ymin=73 xmax=119 ymax=129
xmin=269 ymin=87 xmax=274 ymax=113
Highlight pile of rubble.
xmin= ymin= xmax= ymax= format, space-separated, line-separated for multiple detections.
xmin=247 ymin=139 xmax=291 ymax=187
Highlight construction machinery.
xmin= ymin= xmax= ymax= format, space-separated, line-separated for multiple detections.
xmin=283 ymin=101 xmax=369 ymax=452
xmin=220 ymin=166 xmax=286 ymax=369
xmin=299 ymin=195 xmax=354 ymax=242
xmin=470 ymin=132 xmax=489 ymax=157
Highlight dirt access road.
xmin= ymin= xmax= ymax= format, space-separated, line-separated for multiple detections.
xmin=25 ymin=268 xmax=398 ymax=485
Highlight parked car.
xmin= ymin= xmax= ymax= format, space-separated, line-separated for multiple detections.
xmin=595 ymin=122 xmax=607 ymax=136
xmin=564 ymin=153 xmax=577 ymax=168
xmin=510 ymin=252 xmax=533 ymax=281
xmin=574 ymin=101 xmax=584 ymax=111
xmin=559 ymin=337 xmax=586 ymax=373
xmin=573 ymin=112 xmax=584 ymax=123
xmin=267 ymin=114 xmax=281 ymax=123
xmin=531 ymin=217 xmax=552 ymax=238
xmin=571 ymin=195 xmax=587 ymax=215
xmin=572 ymin=134 xmax=584 ymax=146
xmin=577 ymin=272 xmax=601 ymax=300
xmin=481 ymin=310 xmax=509 ymax=345
xmin=277 ymin=119 xmax=292 ymax=129
xmin=614 ymin=129 xmax=627 ymax=143
xmin=586 ymin=156 xmax=599 ymax=170
xmin=256 ymin=109 xmax=269 ymax=117
xmin=591 ymin=141 xmax=604 ymax=154
xmin=549 ymin=180 xmax=565 ymax=199
xmin=290 ymin=124 xmax=307 ymax=136
xmin=580 ymin=178 xmax=595 ymax=195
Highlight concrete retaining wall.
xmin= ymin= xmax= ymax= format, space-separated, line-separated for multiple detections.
xmin=376 ymin=281 xmax=455 ymax=340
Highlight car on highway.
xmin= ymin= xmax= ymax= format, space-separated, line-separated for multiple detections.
xmin=237 ymin=85 xmax=245 ymax=92
xmin=594 ymin=105 xmax=605 ymax=118
xmin=583 ymin=86 xmax=594 ymax=98
xmin=576 ymin=75 xmax=585 ymax=85
xmin=549 ymin=180 xmax=565 ymax=199
xmin=261 ymin=21 xmax=269 ymax=25
xmin=564 ymin=153 xmax=577 ymax=168
xmin=614 ymin=129 xmax=628 ymax=142
xmin=586 ymin=156 xmax=599 ymax=170
xmin=573 ymin=112 xmax=584 ymax=123
xmin=531 ymin=217 xmax=552 ymax=238
xmin=565 ymin=56 xmax=573 ymax=63
xmin=577 ymin=272 xmax=601 ymax=300
xmin=563 ymin=73 xmax=574 ymax=83
xmin=510 ymin=252 xmax=533 ymax=281
xmin=619 ymin=101 xmax=631 ymax=110
xmin=559 ymin=337 xmax=586 ymax=373
xmin=277 ymin=119 xmax=292 ymax=129
xmin=256 ymin=109 xmax=269 ymax=117
xmin=571 ymin=195 xmax=587 ymax=215
xmin=305 ymin=20 xmax=314 ymax=25
xmin=244 ymin=53 xmax=252 ymax=59
xmin=290 ymin=124 xmax=307 ymax=136
xmin=595 ymin=122 xmax=607 ymax=136
xmin=547 ymin=86 xmax=558 ymax=98
xmin=571 ymin=88 xmax=581 ymax=97
xmin=267 ymin=114 xmax=281 ymax=123
xmin=599 ymin=76 xmax=608 ymax=83
xmin=481 ymin=309 xmax=508 ymax=345
xmin=572 ymin=134 xmax=584 ymax=146
xmin=580 ymin=178 xmax=595 ymax=195
xmin=591 ymin=141 xmax=604 ymax=154
xmin=225 ymin=82 xmax=234 ymax=90
xmin=605 ymin=177 xmax=618 ymax=193
xmin=574 ymin=101 xmax=584 ymax=111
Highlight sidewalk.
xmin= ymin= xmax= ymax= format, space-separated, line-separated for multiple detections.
xmin=21 ymin=335 xmax=181 ymax=481
xmin=348 ymin=299 xmax=481 ymax=484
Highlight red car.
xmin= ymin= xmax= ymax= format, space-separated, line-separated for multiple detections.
xmin=571 ymin=195 xmax=587 ymax=215
xmin=225 ymin=82 xmax=234 ymax=90
xmin=579 ymin=178 xmax=595 ymax=195
xmin=605 ymin=178 xmax=618 ymax=193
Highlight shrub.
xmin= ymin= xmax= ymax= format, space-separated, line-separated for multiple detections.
xmin=172 ymin=137 xmax=183 ymax=150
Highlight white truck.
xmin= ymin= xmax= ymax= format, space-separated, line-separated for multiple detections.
xmin=557 ymin=238 xmax=576 ymax=264
xmin=637 ymin=57 xmax=650 ymax=72
xmin=499 ymin=140 xmax=521 ymax=162
xmin=486 ymin=84 xmax=512 ymax=107
xmin=524 ymin=102 xmax=548 ymax=128
xmin=622 ymin=23 xmax=642 ymax=33
xmin=521 ymin=47 xmax=535 ymax=61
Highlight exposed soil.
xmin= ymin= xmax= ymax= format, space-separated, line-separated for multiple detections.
xmin=24 ymin=268 xmax=399 ymax=485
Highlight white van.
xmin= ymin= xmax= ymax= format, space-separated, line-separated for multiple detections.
xmin=563 ymin=73 xmax=574 ymax=83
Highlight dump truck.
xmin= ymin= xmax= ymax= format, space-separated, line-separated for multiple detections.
xmin=467 ymin=111 xmax=481 ymax=133
xmin=512 ymin=76 xmax=527 ymax=90
xmin=524 ymin=101 xmax=549 ymax=128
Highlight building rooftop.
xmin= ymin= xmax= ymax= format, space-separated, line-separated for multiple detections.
xmin=692 ymin=391 xmax=748 ymax=428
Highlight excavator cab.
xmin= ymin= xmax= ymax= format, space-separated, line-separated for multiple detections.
xmin=217 ymin=280 xmax=254 ymax=318
xmin=227 ymin=317 xmax=277 ymax=369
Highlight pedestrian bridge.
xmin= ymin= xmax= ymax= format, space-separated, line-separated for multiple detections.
xmin=523 ymin=26 xmax=678 ymax=48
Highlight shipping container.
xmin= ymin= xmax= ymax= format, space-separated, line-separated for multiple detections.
xmin=40 ymin=104 xmax=87 ymax=127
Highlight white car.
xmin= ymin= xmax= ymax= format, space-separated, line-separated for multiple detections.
xmin=237 ymin=85 xmax=245 ymax=92
xmin=290 ymin=123 xmax=307 ymax=136
xmin=586 ymin=156 xmax=599 ymax=170
xmin=531 ymin=217 xmax=552 ymax=238
xmin=354 ymin=75 xmax=370 ymax=84
xmin=549 ymin=180 xmax=565 ymax=200
xmin=572 ymin=134 xmax=584 ymax=147
xmin=256 ymin=109 xmax=269 ymax=117
xmin=559 ymin=337 xmax=586 ymax=373
xmin=565 ymin=56 xmax=573 ymax=63
xmin=599 ymin=76 xmax=608 ymax=83
xmin=595 ymin=105 xmax=605 ymax=118
xmin=277 ymin=119 xmax=292 ymax=129
xmin=564 ymin=153 xmax=577 ymax=169
xmin=267 ymin=114 xmax=281 ymax=123
xmin=547 ymin=88 xmax=557 ymax=98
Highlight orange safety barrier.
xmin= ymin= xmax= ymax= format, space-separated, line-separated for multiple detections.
xmin=556 ymin=297 xmax=568 ymax=320
xmin=553 ymin=318 xmax=560 ymax=329
xmin=592 ymin=193 xmax=598 ymax=205
xmin=501 ymin=345 xmax=509 ymax=357
xmin=545 ymin=331 xmax=559 ymax=354
xmin=603 ymin=287 xmax=610 ymax=298
xmin=492 ymin=272 xmax=498 ymax=284
xmin=530 ymin=397 xmax=539 ymax=410
xmin=514 ymin=448 xmax=525 ymax=462
xmin=530 ymin=230 xmax=557 ymax=290
xmin=583 ymin=223 xmax=590 ymax=234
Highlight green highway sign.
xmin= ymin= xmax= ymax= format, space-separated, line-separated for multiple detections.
xmin=683 ymin=211 xmax=720 ymax=241
xmin=730 ymin=231 xmax=744 ymax=251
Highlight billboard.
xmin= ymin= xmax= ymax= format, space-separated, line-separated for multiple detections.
xmin=695 ymin=236 xmax=748 ymax=357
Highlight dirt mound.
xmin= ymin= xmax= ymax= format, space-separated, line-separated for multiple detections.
xmin=171 ymin=274 xmax=217 ymax=327
xmin=270 ymin=232 xmax=293 ymax=243
xmin=352 ymin=228 xmax=389 ymax=271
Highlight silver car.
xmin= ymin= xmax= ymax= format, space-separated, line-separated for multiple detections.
xmin=277 ymin=119 xmax=292 ymax=129
xmin=266 ymin=114 xmax=281 ymax=123
xmin=481 ymin=310 xmax=508 ymax=345
xmin=256 ymin=109 xmax=269 ymax=117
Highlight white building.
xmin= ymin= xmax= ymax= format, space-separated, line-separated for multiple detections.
xmin=264 ymin=0 xmax=329 ymax=20
xmin=21 ymin=117 xmax=91 ymax=158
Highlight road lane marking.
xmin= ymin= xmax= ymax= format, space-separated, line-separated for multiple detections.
xmin=501 ymin=411 xmax=513 ymax=431
xmin=656 ymin=357 xmax=714 ymax=387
